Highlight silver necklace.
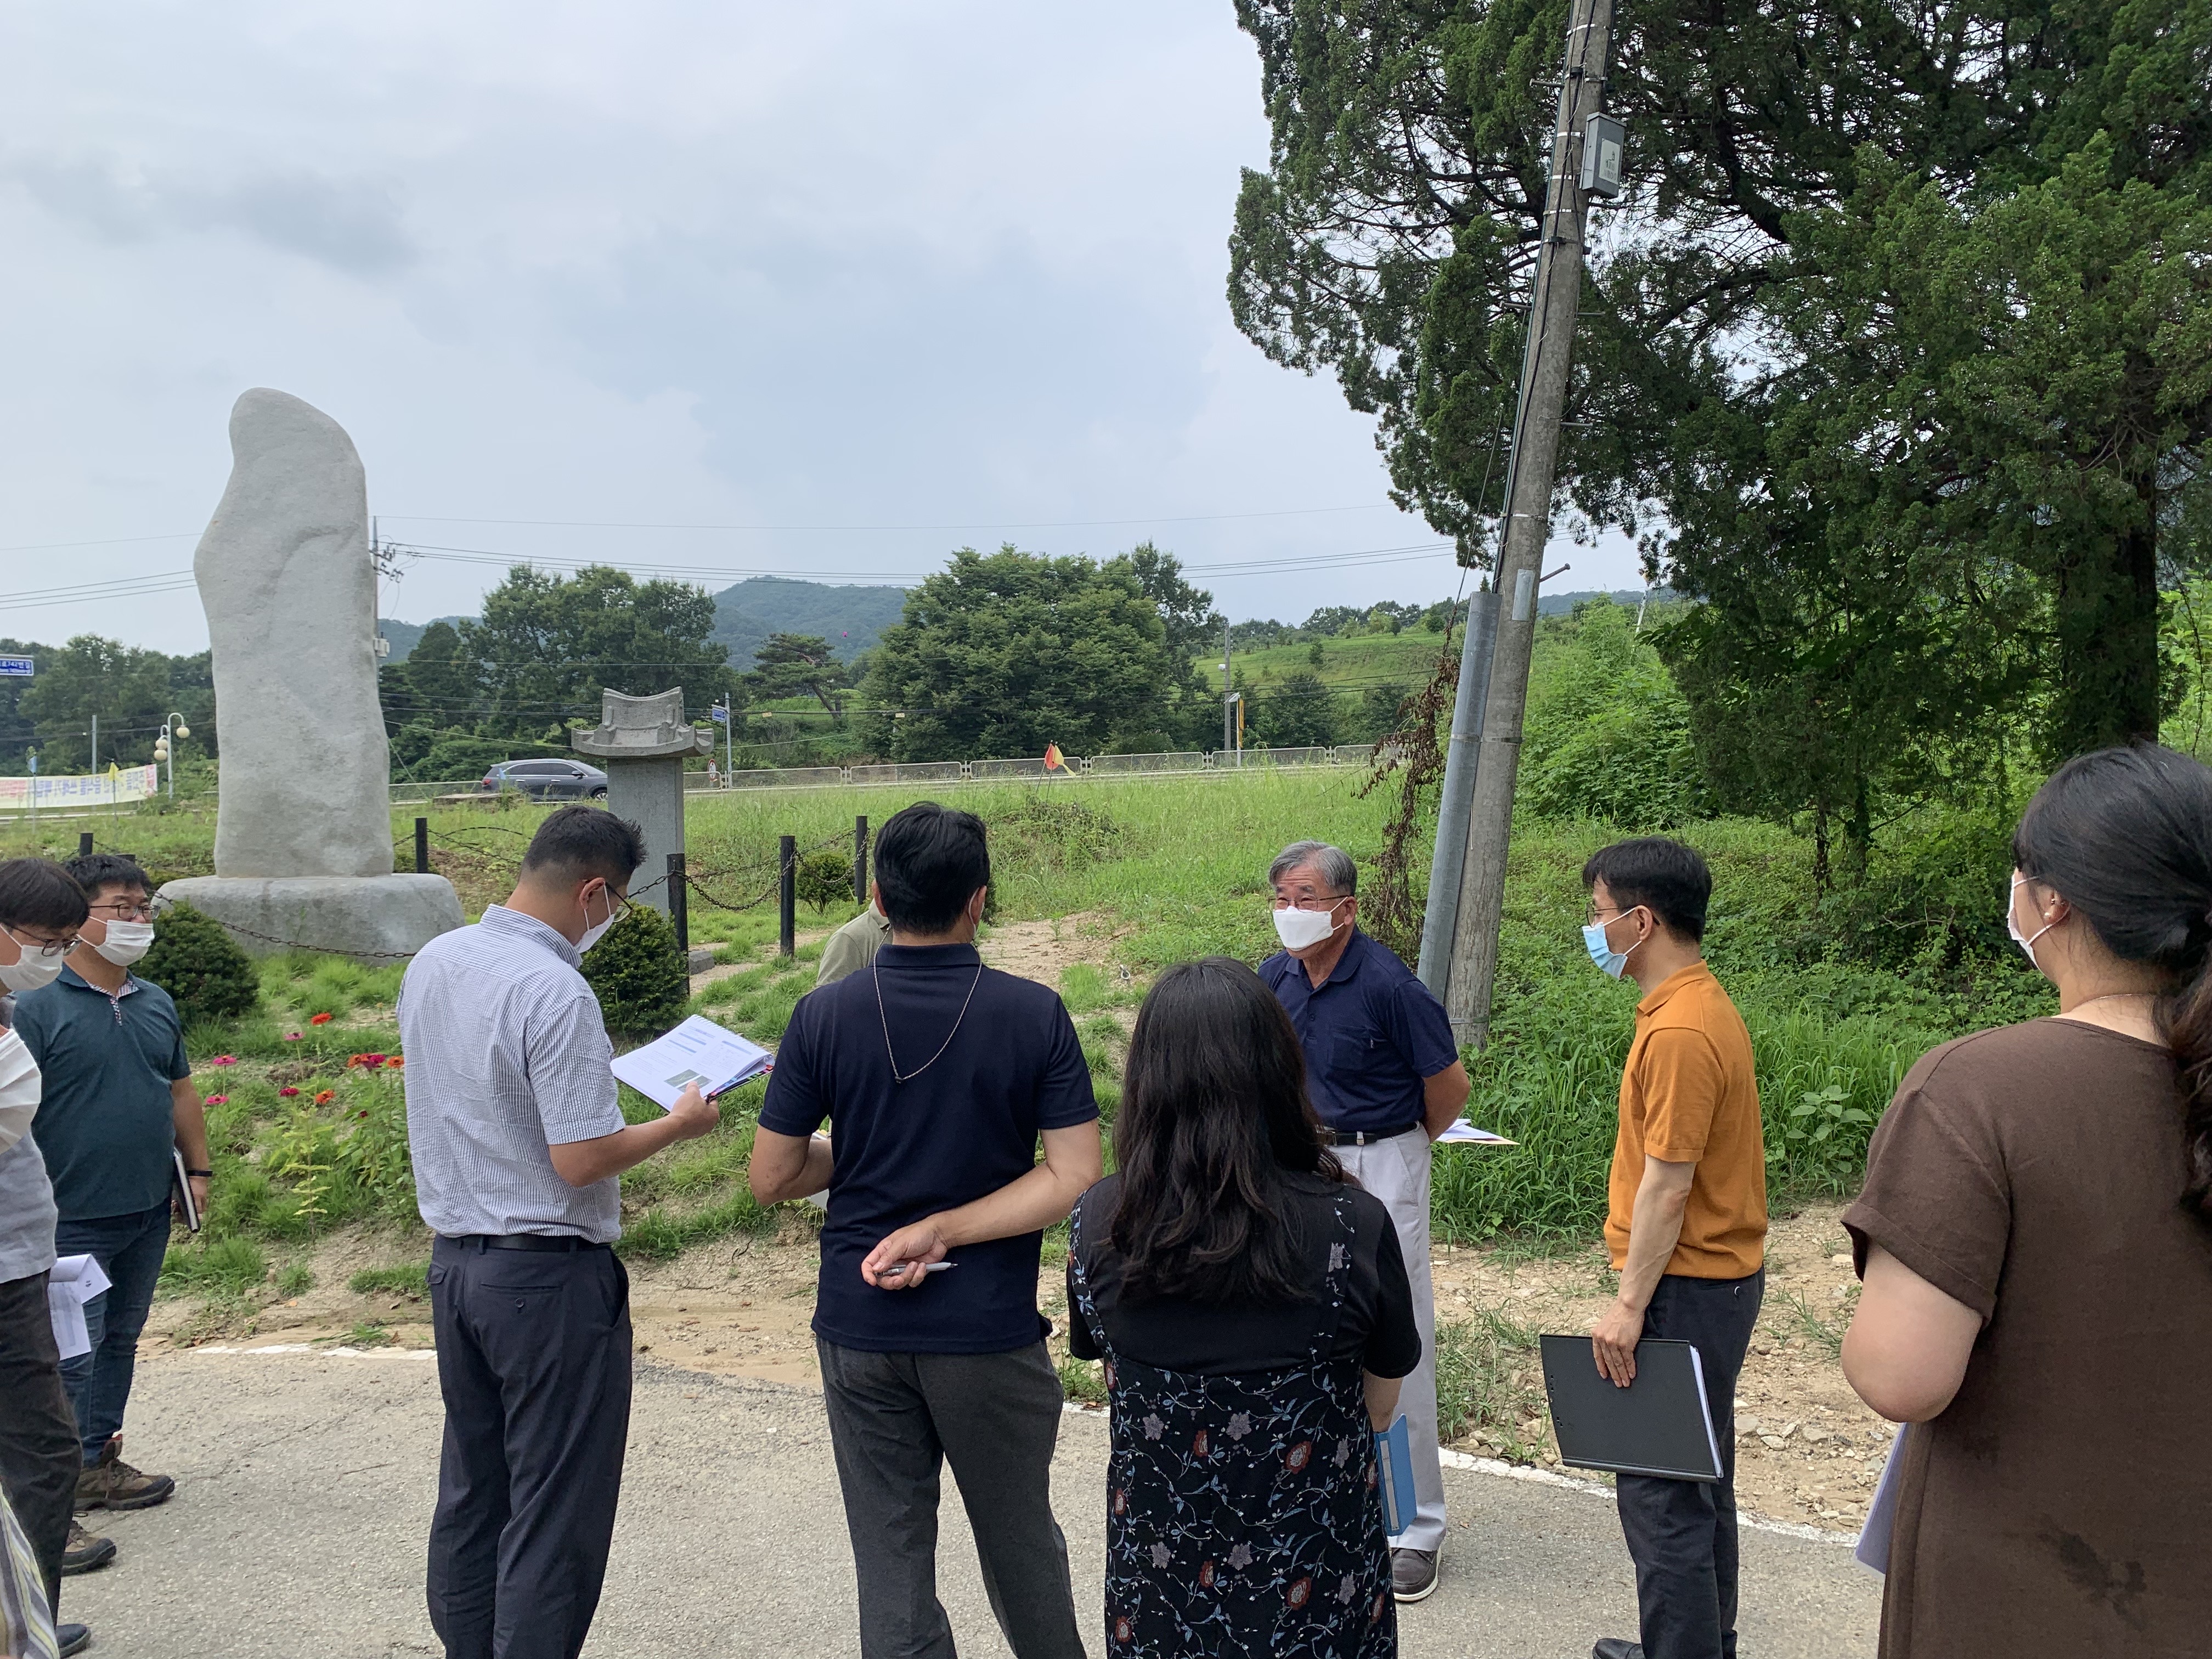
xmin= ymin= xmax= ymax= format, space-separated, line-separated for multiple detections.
xmin=874 ymin=956 xmax=985 ymax=1084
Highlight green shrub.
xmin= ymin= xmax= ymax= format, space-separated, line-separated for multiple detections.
xmin=349 ymin=1263 xmax=430 ymax=1297
xmin=141 ymin=900 xmax=259 ymax=1023
xmin=794 ymin=849 xmax=854 ymax=914
xmin=580 ymin=904 xmax=689 ymax=1035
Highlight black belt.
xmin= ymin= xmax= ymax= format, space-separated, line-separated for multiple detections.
xmin=442 ymin=1233 xmax=608 ymax=1253
xmin=1318 ymin=1123 xmax=1421 ymax=1147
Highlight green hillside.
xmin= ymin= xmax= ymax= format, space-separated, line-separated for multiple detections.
xmin=710 ymin=577 xmax=910 ymax=668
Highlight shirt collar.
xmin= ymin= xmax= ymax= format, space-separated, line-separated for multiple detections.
xmin=478 ymin=903 xmax=582 ymax=968
xmin=1297 ymin=926 xmax=1369 ymax=990
xmin=876 ymin=941 xmax=981 ymax=968
xmin=1635 ymin=960 xmax=1713 ymax=1018
xmin=58 ymin=965 xmax=138 ymax=998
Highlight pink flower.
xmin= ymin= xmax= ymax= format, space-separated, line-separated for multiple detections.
xmin=284 ymin=1032 xmax=303 ymax=1042
xmin=204 ymin=1094 xmax=228 ymax=1104
xmin=211 ymin=1056 xmax=237 ymax=1065
xmin=279 ymin=1086 xmax=300 ymax=1097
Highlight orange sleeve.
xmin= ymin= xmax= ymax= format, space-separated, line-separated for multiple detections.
xmin=1636 ymin=1026 xmax=1725 ymax=1163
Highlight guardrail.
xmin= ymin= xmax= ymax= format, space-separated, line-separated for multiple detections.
xmin=386 ymin=746 xmax=1393 ymax=806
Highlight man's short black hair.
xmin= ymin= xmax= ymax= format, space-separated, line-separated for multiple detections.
xmin=0 ymin=858 xmax=91 ymax=930
xmin=64 ymin=853 xmax=151 ymax=900
xmin=521 ymin=805 xmax=647 ymax=888
xmin=874 ymin=802 xmax=990 ymax=934
xmin=1582 ymin=837 xmax=1712 ymax=944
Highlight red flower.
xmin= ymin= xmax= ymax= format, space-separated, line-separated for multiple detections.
xmin=1110 ymin=1487 xmax=1127 ymax=1516
xmin=314 ymin=1090 xmax=335 ymax=1104
xmin=1191 ymin=1429 xmax=1209 ymax=1458
xmin=203 ymin=1094 xmax=228 ymax=1104
xmin=1285 ymin=1441 xmax=1313 ymax=1472
xmin=210 ymin=1055 xmax=237 ymax=1065
xmin=1198 ymin=1560 xmax=1216 ymax=1589
xmin=1111 ymin=1617 xmax=1132 ymax=1645
xmin=309 ymin=1012 xmax=333 ymax=1026
xmin=358 ymin=1110 xmax=370 ymax=1120
xmin=386 ymin=1056 xmax=404 ymax=1069
xmin=279 ymin=1087 xmax=300 ymax=1097
xmin=1286 ymin=1577 xmax=1312 ymax=1609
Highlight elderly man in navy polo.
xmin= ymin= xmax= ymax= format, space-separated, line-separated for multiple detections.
xmin=1259 ymin=839 xmax=1469 ymax=1604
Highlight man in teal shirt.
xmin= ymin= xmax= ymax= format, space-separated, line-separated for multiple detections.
xmin=12 ymin=855 xmax=206 ymax=1561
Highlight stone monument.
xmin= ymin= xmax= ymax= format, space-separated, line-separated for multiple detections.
xmin=159 ymin=389 xmax=464 ymax=959
xmin=571 ymin=688 xmax=711 ymax=916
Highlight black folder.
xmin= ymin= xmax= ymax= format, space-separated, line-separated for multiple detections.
xmin=1539 ymin=1335 xmax=1722 ymax=1482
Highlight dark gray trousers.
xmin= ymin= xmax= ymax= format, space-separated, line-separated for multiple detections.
xmin=426 ymin=1238 xmax=633 ymax=1659
xmin=1615 ymin=1269 xmax=1764 ymax=1659
xmin=0 ymin=1270 xmax=78 ymax=1623
xmin=818 ymin=1339 xmax=1086 ymax=1659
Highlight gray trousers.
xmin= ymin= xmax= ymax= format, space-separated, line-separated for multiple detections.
xmin=818 ymin=1339 xmax=1086 ymax=1659
xmin=1335 ymin=1127 xmax=1448 ymax=1553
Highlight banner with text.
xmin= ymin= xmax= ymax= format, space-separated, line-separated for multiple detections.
xmin=0 ymin=764 xmax=160 ymax=811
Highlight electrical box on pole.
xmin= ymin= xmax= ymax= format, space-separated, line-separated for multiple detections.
xmin=1438 ymin=0 xmax=1618 ymax=1047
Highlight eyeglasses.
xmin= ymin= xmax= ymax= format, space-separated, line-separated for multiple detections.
xmin=1272 ymin=893 xmax=1351 ymax=912
xmin=88 ymin=900 xmax=155 ymax=921
xmin=1585 ymin=902 xmax=1643 ymax=927
xmin=2 ymin=925 xmax=77 ymax=958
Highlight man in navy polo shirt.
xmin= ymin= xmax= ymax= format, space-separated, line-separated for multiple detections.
xmin=752 ymin=802 xmax=1100 ymax=1659
xmin=1259 ymin=839 xmax=1468 ymax=1604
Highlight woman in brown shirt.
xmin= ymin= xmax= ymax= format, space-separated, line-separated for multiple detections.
xmin=1841 ymin=745 xmax=2212 ymax=1657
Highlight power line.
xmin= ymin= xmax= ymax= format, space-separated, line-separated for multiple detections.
xmin=376 ymin=503 xmax=1401 ymax=533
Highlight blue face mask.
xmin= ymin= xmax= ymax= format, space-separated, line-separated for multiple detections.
xmin=1581 ymin=909 xmax=1644 ymax=979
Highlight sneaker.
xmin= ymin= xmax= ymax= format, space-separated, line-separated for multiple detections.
xmin=61 ymin=1519 xmax=116 ymax=1575
xmin=1390 ymin=1547 xmax=1440 ymax=1602
xmin=58 ymin=1622 xmax=93 ymax=1656
xmin=75 ymin=1438 xmax=174 ymax=1513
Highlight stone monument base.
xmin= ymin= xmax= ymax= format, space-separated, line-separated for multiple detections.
xmin=157 ymin=874 xmax=465 ymax=962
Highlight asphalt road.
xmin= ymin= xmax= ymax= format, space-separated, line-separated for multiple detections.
xmin=64 ymin=1346 xmax=1878 ymax=1658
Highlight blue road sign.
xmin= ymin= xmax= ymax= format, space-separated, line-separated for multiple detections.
xmin=709 ymin=704 xmax=730 ymax=724
xmin=0 ymin=657 xmax=32 ymax=678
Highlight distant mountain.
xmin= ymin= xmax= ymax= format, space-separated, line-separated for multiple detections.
xmin=376 ymin=616 xmax=471 ymax=664
xmin=710 ymin=577 xmax=910 ymax=669
xmin=1537 ymin=586 xmax=1674 ymax=617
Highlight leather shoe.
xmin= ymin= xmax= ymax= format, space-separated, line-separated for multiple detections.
xmin=1592 ymin=1641 xmax=1644 ymax=1659
xmin=1390 ymin=1547 xmax=1439 ymax=1602
xmin=58 ymin=1623 xmax=93 ymax=1657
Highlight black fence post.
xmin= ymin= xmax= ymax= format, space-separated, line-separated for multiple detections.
xmin=854 ymin=815 xmax=869 ymax=905
xmin=414 ymin=817 xmax=430 ymax=874
xmin=667 ymin=851 xmax=689 ymax=956
xmin=779 ymin=834 xmax=797 ymax=958
xmin=78 ymin=832 xmax=93 ymax=858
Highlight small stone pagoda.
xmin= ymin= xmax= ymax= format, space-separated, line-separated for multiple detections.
xmin=572 ymin=689 xmax=712 ymax=916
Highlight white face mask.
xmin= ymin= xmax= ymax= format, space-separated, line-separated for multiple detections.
xmin=0 ymin=1028 xmax=41 ymax=1155
xmin=91 ymin=919 xmax=155 ymax=967
xmin=2007 ymin=874 xmax=2056 ymax=970
xmin=0 ymin=928 xmax=70 ymax=992
xmin=577 ymin=885 xmax=622 ymax=953
xmin=1273 ymin=899 xmax=1346 ymax=953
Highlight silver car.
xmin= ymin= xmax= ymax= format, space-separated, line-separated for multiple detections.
xmin=479 ymin=759 xmax=610 ymax=800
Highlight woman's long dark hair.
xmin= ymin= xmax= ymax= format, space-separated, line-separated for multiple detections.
xmin=1109 ymin=957 xmax=1344 ymax=1302
xmin=2013 ymin=744 xmax=2212 ymax=1217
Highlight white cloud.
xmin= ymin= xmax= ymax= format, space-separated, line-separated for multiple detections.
xmin=0 ymin=1 xmax=1643 ymax=654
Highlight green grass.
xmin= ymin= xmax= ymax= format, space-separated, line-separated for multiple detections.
xmin=160 ymin=1234 xmax=268 ymax=1298
xmin=348 ymin=1263 xmax=430 ymax=1297
xmin=1201 ymin=631 xmax=1454 ymax=698
xmin=1434 ymin=1308 xmax=1550 ymax=1459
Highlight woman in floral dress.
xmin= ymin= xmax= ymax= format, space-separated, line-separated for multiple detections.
xmin=1066 ymin=957 xmax=1419 ymax=1656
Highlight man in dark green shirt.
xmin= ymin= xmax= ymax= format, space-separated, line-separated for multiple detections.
xmin=12 ymin=855 xmax=206 ymax=1550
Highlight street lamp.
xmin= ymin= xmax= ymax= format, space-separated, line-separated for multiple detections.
xmin=153 ymin=713 xmax=191 ymax=799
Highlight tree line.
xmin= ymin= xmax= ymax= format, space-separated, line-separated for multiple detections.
xmin=1229 ymin=0 xmax=2211 ymax=870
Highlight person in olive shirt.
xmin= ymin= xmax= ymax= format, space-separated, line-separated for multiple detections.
xmin=1579 ymin=838 xmax=1766 ymax=1659
xmin=12 ymin=855 xmax=207 ymax=1559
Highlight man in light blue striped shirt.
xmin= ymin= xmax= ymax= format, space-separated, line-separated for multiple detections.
xmin=399 ymin=806 xmax=718 ymax=1659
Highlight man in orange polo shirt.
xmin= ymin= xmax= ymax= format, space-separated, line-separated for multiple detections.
xmin=1580 ymin=838 xmax=1767 ymax=1659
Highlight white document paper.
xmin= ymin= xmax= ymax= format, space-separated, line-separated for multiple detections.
xmin=1855 ymin=1423 xmax=1909 ymax=1573
xmin=47 ymin=1253 xmax=111 ymax=1360
xmin=1436 ymin=1118 xmax=1516 ymax=1146
xmin=610 ymin=1015 xmax=772 ymax=1110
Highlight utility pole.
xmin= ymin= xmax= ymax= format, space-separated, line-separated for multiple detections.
xmin=1415 ymin=585 xmax=1498 ymax=999
xmin=1221 ymin=616 xmax=1233 ymax=758
xmin=1442 ymin=0 xmax=1617 ymax=1044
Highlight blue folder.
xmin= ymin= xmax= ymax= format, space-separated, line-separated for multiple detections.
xmin=1375 ymin=1414 xmax=1417 ymax=1535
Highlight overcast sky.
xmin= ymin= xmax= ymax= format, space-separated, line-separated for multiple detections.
xmin=0 ymin=2 xmax=1641 ymax=656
